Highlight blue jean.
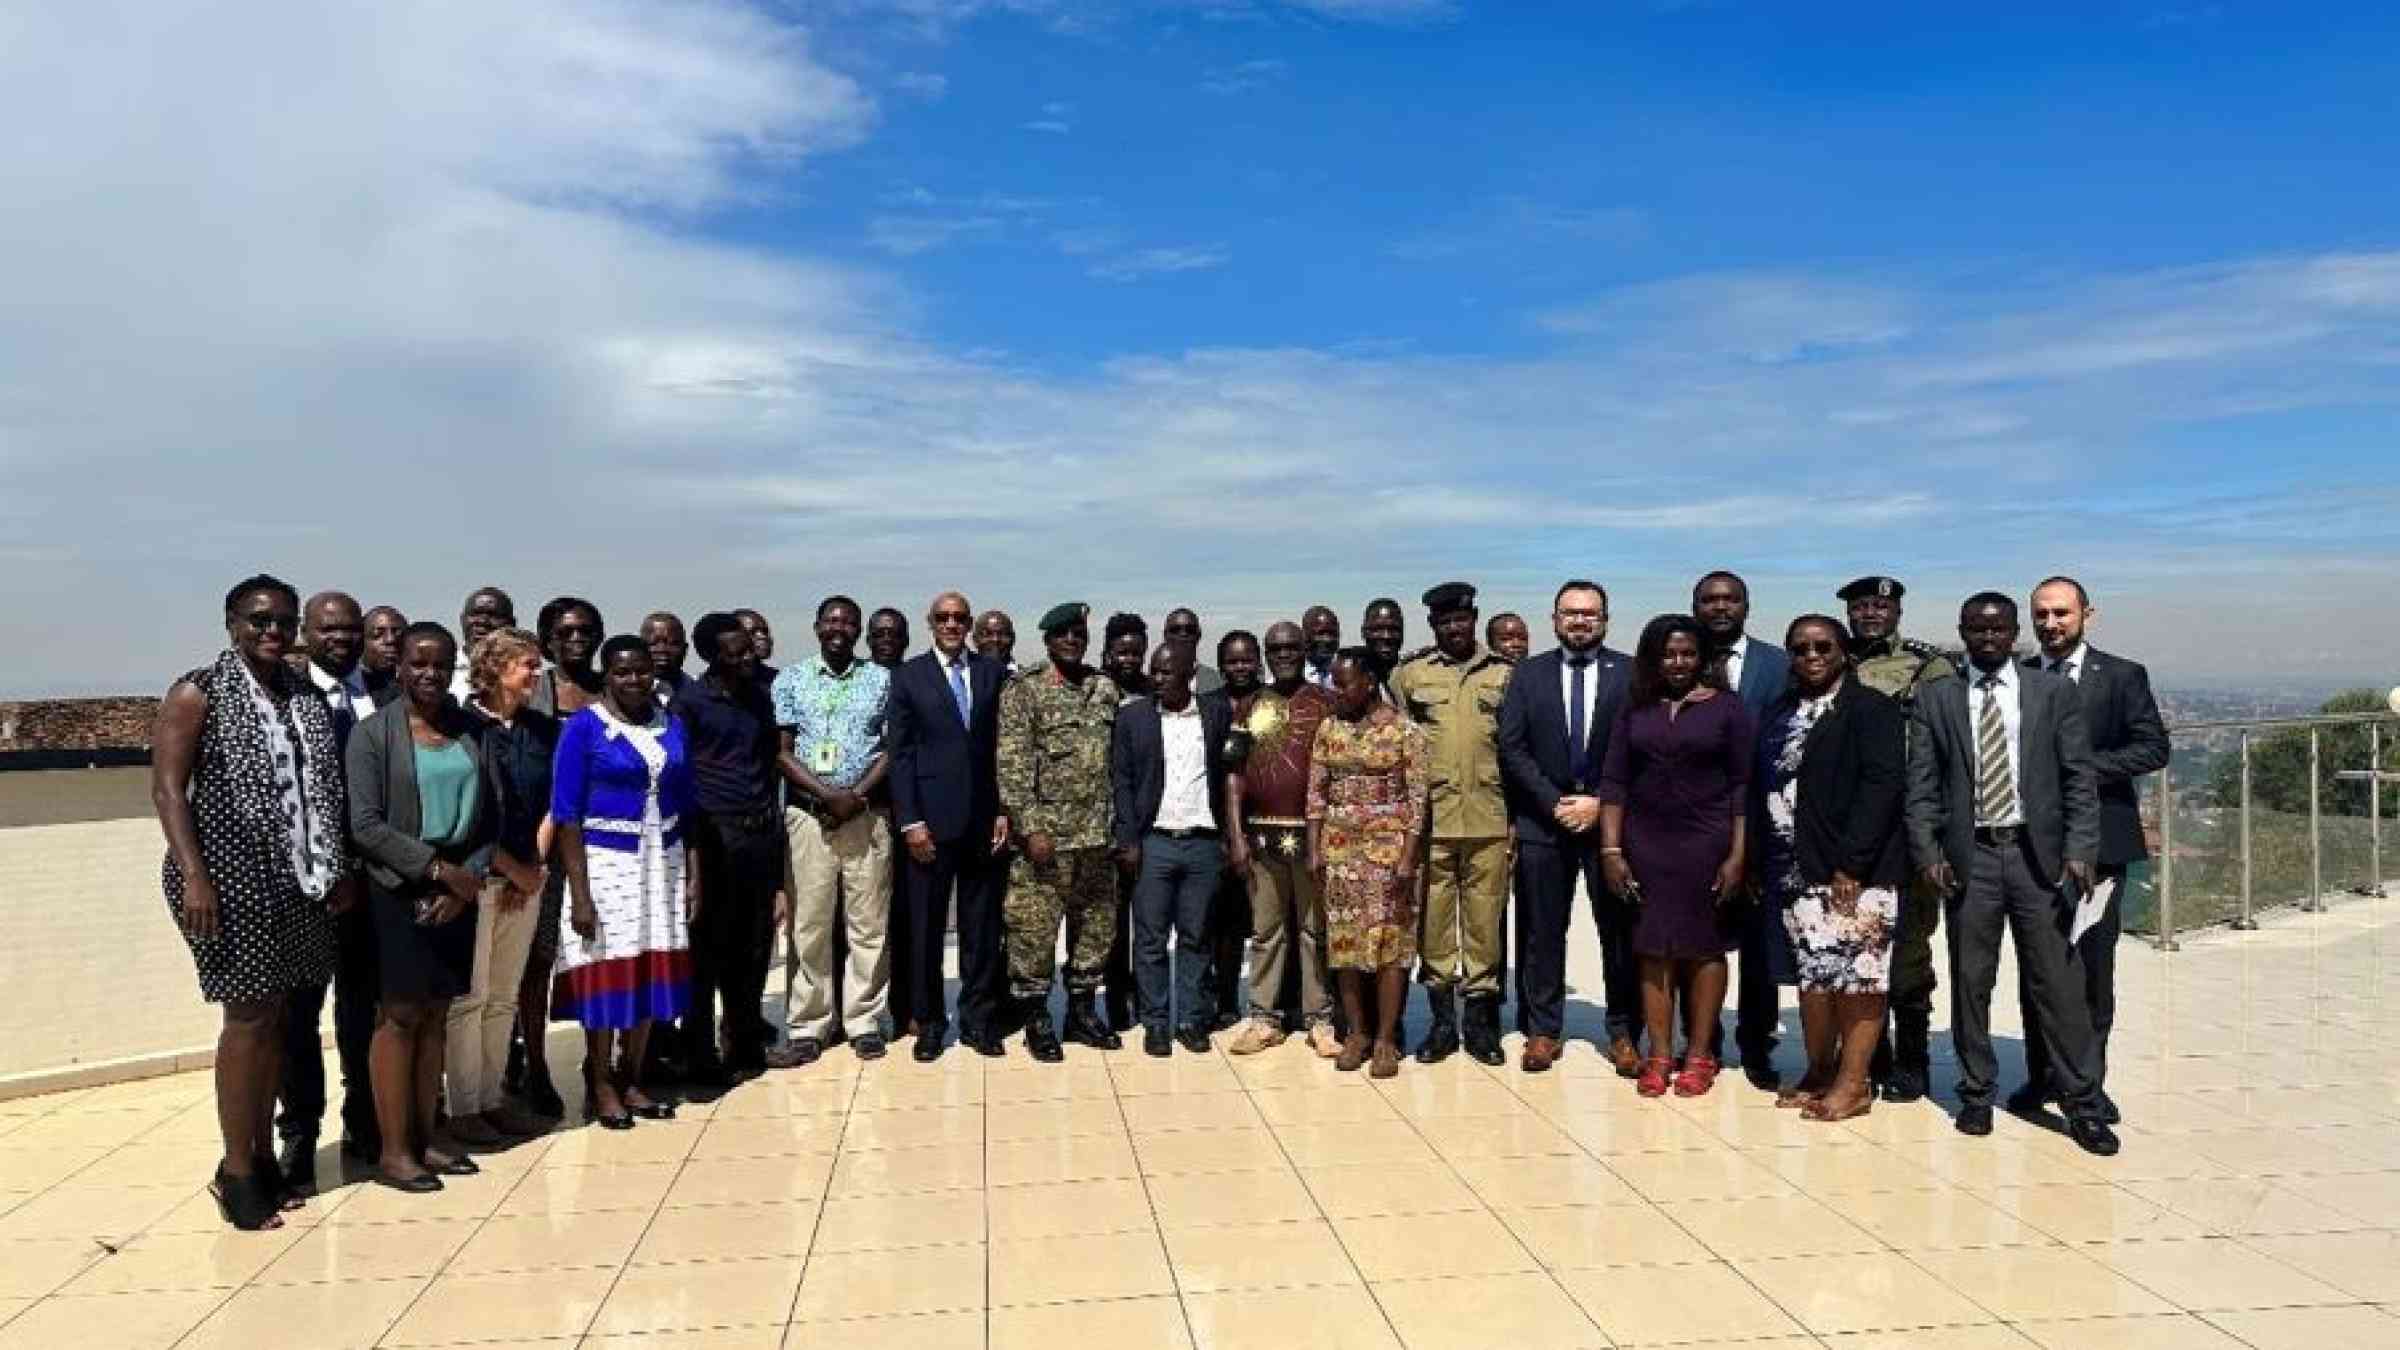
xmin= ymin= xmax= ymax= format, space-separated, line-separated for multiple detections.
xmin=1132 ymin=834 xmax=1224 ymax=1035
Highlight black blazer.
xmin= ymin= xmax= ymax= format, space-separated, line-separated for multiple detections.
xmin=2023 ymin=647 xmax=2168 ymax=867
xmin=1749 ymin=678 xmax=1909 ymax=888
xmin=1906 ymin=664 xmax=2099 ymax=886
xmin=1497 ymin=645 xmax=1630 ymax=844
xmin=346 ymin=699 xmax=496 ymax=892
xmin=888 ymin=649 xmax=1004 ymax=845
xmin=1110 ymin=690 xmax=1234 ymax=851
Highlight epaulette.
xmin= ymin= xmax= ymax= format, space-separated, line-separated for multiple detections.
xmin=1900 ymin=638 xmax=1945 ymax=659
xmin=1396 ymin=644 xmax=1437 ymax=666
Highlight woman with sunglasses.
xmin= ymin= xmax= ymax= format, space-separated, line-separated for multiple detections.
xmin=153 ymin=574 xmax=354 ymax=1228
xmin=1751 ymin=615 xmax=1908 ymax=1121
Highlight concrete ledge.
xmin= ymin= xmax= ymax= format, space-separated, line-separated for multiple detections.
xmin=0 ymin=1044 xmax=218 ymax=1104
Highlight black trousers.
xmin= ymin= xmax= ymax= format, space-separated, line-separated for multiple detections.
xmin=690 ymin=810 xmax=784 ymax=1067
xmin=1946 ymin=836 xmax=2103 ymax=1117
xmin=904 ymin=837 xmax=1007 ymax=1039
xmin=278 ymin=899 xmax=378 ymax=1146
xmin=1513 ymin=837 xmax=1638 ymax=1043
xmin=2020 ymin=863 xmax=2125 ymax=1099
xmin=1730 ymin=901 xmax=1783 ymax=1058
xmin=1104 ymin=868 xmax=1137 ymax=1020
xmin=1204 ymin=866 xmax=1249 ymax=1020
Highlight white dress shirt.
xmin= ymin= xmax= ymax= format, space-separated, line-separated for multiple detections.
xmin=1154 ymin=701 xmax=1215 ymax=830
xmin=1558 ymin=647 xmax=1605 ymax=753
xmin=2041 ymin=641 xmax=2088 ymax=685
xmin=1969 ymin=659 xmax=2025 ymax=827
xmin=309 ymin=659 xmax=377 ymax=725
xmin=1721 ymin=641 xmax=1746 ymax=696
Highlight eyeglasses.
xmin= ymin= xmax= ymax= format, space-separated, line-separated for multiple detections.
xmin=238 ymin=612 xmax=298 ymax=632
xmin=930 ymin=613 xmax=971 ymax=627
xmin=1787 ymin=640 xmax=1841 ymax=656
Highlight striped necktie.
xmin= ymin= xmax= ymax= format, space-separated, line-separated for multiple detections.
xmin=1974 ymin=674 xmax=2017 ymax=825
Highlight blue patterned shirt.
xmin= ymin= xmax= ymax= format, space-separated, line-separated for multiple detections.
xmin=770 ymin=655 xmax=889 ymax=790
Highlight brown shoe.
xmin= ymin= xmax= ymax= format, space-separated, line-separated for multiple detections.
xmin=1606 ymin=1036 xmax=1641 ymax=1078
xmin=1521 ymin=1036 xmax=1560 ymax=1073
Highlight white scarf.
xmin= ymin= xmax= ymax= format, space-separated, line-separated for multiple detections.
xmin=240 ymin=658 xmax=341 ymax=898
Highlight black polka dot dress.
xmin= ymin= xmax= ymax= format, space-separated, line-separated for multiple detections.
xmin=163 ymin=651 xmax=343 ymax=1004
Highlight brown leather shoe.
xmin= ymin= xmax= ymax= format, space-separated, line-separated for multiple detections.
xmin=1606 ymin=1036 xmax=1641 ymax=1079
xmin=1521 ymin=1036 xmax=1560 ymax=1073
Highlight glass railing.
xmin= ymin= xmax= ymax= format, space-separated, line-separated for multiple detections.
xmin=2141 ymin=711 xmax=2397 ymax=948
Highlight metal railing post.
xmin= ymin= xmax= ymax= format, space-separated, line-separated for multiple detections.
xmin=2374 ymin=722 xmax=2385 ymax=899
xmin=2233 ymin=729 xmax=2256 ymax=930
xmin=2304 ymin=726 xmax=2323 ymax=912
xmin=2155 ymin=761 xmax=2177 ymax=951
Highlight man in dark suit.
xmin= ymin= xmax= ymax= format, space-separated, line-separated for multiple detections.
xmin=281 ymin=590 xmax=399 ymax=1188
xmin=1905 ymin=592 xmax=2117 ymax=1155
xmin=1112 ymin=644 xmax=1236 ymax=1055
xmin=888 ymin=591 xmax=1011 ymax=1062
xmin=2010 ymin=577 xmax=2168 ymax=1125
xmin=1497 ymin=580 xmax=1633 ymax=1074
xmin=1693 ymin=570 xmax=1793 ymax=1087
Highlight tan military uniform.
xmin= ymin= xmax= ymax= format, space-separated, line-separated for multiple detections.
xmin=996 ymin=660 xmax=1119 ymax=996
xmin=1392 ymin=644 xmax=1513 ymax=996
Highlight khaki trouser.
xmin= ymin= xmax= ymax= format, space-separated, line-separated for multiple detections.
xmin=445 ymin=877 xmax=540 ymax=1116
xmin=1419 ymin=836 xmax=1510 ymax=998
xmin=1246 ymin=830 xmax=1329 ymax=1025
xmin=783 ymin=806 xmax=892 ymax=1041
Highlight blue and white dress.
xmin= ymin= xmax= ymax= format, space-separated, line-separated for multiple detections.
xmin=550 ymin=703 xmax=696 ymax=1028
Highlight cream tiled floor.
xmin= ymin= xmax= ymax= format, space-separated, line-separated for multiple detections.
xmin=4 ymin=895 xmax=2399 ymax=1349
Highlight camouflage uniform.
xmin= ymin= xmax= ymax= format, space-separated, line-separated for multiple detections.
xmin=1852 ymin=633 xmax=1958 ymax=1073
xmin=997 ymin=660 xmax=1120 ymax=997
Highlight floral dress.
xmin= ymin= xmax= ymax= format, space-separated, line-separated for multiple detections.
xmin=1306 ymin=704 xmax=1429 ymax=971
xmin=1762 ymin=690 xmax=1899 ymax=993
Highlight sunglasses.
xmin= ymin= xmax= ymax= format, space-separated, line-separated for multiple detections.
xmin=1787 ymin=640 xmax=1842 ymax=656
xmin=238 ymin=612 xmax=298 ymax=632
xmin=930 ymin=612 xmax=971 ymax=627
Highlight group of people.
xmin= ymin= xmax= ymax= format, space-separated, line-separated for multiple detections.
xmin=155 ymin=565 xmax=2165 ymax=1230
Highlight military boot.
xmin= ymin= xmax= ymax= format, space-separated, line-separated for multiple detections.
xmin=1881 ymin=1007 xmax=1931 ymax=1103
xmin=1414 ymin=987 xmax=1460 ymax=1064
xmin=1063 ymin=992 xmax=1122 ymax=1050
xmin=1461 ymin=996 xmax=1505 ymax=1066
xmin=1023 ymin=999 xmax=1065 ymax=1063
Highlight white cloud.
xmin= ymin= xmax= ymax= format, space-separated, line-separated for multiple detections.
xmin=892 ymin=70 xmax=950 ymax=98
xmin=867 ymin=214 xmax=1003 ymax=254
xmin=3 ymin=3 xmax=2398 ymax=695
xmin=1087 ymin=245 xmax=1231 ymax=281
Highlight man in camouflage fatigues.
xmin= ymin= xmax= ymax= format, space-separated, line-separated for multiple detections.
xmin=1839 ymin=575 xmax=1958 ymax=1102
xmin=1393 ymin=581 xmax=1516 ymax=1067
xmin=996 ymin=603 xmax=1123 ymax=1059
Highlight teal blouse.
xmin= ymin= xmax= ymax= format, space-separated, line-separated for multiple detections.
xmin=413 ymin=740 xmax=480 ymax=847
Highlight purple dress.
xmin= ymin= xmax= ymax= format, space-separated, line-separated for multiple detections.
xmin=1598 ymin=693 xmax=1756 ymax=960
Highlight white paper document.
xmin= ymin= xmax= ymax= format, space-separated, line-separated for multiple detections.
xmin=2069 ymin=875 xmax=2118 ymax=944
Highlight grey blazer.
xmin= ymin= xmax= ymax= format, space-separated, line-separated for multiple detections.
xmin=346 ymin=699 xmax=496 ymax=891
xmin=1905 ymin=663 xmax=2099 ymax=887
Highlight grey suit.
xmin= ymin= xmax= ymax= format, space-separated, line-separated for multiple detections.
xmin=1905 ymin=662 xmax=2105 ymax=1116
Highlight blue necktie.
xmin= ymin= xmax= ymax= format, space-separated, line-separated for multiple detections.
xmin=1567 ymin=655 xmax=1590 ymax=787
xmin=948 ymin=658 xmax=971 ymax=726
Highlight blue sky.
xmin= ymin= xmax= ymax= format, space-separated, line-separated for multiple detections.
xmin=4 ymin=0 xmax=2398 ymax=694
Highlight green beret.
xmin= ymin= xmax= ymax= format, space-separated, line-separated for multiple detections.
xmin=1038 ymin=602 xmax=1090 ymax=635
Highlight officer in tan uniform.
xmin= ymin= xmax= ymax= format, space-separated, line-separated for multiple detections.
xmin=996 ymin=602 xmax=1123 ymax=1061
xmin=1391 ymin=581 xmax=1515 ymax=1065
xmin=1839 ymin=575 xmax=1958 ymax=1102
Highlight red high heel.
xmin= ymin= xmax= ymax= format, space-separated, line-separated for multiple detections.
xmin=1673 ymin=1054 xmax=1720 ymax=1097
xmin=1636 ymin=1056 xmax=1673 ymax=1098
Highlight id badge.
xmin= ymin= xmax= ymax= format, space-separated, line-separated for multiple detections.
xmin=811 ymin=741 xmax=839 ymax=774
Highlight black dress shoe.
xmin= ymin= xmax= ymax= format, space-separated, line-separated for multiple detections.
xmin=913 ymin=1029 xmax=946 ymax=1063
xmin=1955 ymin=1103 xmax=1994 ymax=1137
xmin=1176 ymin=1025 xmax=1213 ymax=1055
xmin=1742 ymin=1059 xmax=1782 ymax=1092
xmin=339 ymin=1134 xmax=380 ymax=1164
xmin=372 ymin=1168 xmax=445 ymax=1193
xmin=2097 ymin=1090 xmax=2122 ymax=1126
xmin=524 ymin=1074 xmax=566 ymax=1119
xmin=1062 ymin=996 xmax=1122 ymax=1050
xmin=1881 ymin=1065 xmax=1929 ymax=1104
xmin=853 ymin=1034 xmax=887 ymax=1061
xmin=765 ymin=1039 xmax=822 ymax=1069
xmin=2068 ymin=1115 xmax=2121 ymax=1156
xmin=965 ymin=1030 xmax=1007 ymax=1058
xmin=683 ymin=1056 xmax=738 ymax=1091
xmin=2004 ymin=1083 xmax=2052 ymax=1116
xmin=276 ymin=1135 xmax=318 ymax=1197
xmin=1144 ymin=1028 xmax=1172 ymax=1057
